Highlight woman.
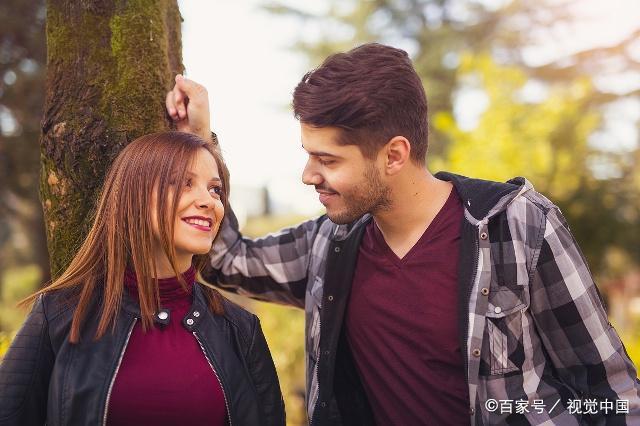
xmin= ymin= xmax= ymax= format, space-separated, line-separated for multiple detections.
xmin=0 ymin=131 xmax=285 ymax=426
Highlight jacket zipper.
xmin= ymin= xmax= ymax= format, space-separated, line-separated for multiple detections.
xmin=193 ymin=331 xmax=233 ymax=426
xmin=309 ymin=308 xmax=322 ymax=426
xmin=102 ymin=317 xmax=137 ymax=426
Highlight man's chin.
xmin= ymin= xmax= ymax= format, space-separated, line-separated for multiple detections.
xmin=326 ymin=208 xmax=360 ymax=225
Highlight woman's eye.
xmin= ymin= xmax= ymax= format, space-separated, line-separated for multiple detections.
xmin=185 ymin=178 xmax=193 ymax=188
xmin=319 ymin=159 xmax=334 ymax=166
xmin=209 ymin=186 xmax=223 ymax=197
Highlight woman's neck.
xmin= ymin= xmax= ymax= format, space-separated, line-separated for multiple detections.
xmin=153 ymin=254 xmax=193 ymax=278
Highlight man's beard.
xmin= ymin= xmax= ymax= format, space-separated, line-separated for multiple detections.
xmin=327 ymin=163 xmax=392 ymax=224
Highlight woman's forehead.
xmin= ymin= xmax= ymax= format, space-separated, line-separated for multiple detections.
xmin=187 ymin=148 xmax=220 ymax=179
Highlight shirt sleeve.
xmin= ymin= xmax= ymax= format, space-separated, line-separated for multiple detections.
xmin=530 ymin=206 xmax=640 ymax=423
xmin=201 ymin=207 xmax=329 ymax=309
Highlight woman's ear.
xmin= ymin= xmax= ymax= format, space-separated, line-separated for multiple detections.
xmin=383 ymin=136 xmax=411 ymax=176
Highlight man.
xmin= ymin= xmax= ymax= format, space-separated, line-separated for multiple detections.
xmin=166 ymin=43 xmax=640 ymax=425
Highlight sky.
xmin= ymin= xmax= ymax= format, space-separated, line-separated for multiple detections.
xmin=179 ymin=0 xmax=323 ymax=219
xmin=178 ymin=0 xmax=640 ymax=219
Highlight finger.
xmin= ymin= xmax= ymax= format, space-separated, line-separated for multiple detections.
xmin=165 ymin=90 xmax=178 ymax=120
xmin=173 ymin=87 xmax=187 ymax=119
xmin=175 ymin=74 xmax=207 ymax=101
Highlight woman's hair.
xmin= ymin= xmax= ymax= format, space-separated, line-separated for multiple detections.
xmin=25 ymin=131 xmax=230 ymax=343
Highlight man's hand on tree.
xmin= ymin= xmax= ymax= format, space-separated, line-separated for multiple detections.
xmin=166 ymin=75 xmax=213 ymax=143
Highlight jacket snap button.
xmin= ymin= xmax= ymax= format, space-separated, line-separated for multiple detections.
xmin=193 ymin=311 xmax=200 ymax=317
xmin=186 ymin=318 xmax=194 ymax=326
xmin=157 ymin=311 xmax=168 ymax=320
xmin=324 ymin=350 xmax=330 ymax=356
xmin=334 ymin=247 xmax=341 ymax=253
xmin=494 ymin=306 xmax=502 ymax=314
xmin=481 ymin=287 xmax=489 ymax=296
xmin=470 ymin=407 xmax=475 ymax=415
xmin=480 ymin=232 xmax=488 ymax=240
xmin=321 ymin=401 xmax=327 ymax=408
xmin=472 ymin=348 xmax=481 ymax=357
xmin=327 ymin=295 xmax=334 ymax=302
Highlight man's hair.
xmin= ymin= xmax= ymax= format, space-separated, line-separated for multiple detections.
xmin=293 ymin=43 xmax=428 ymax=164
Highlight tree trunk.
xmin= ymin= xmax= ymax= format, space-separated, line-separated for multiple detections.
xmin=40 ymin=0 xmax=184 ymax=277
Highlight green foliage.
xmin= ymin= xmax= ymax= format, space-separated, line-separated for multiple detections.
xmin=622 ymin=334 xmax=640 ymax=372
xmin=0 ymin=264 xmax=40 ymax=360
xmin=0 ymin=0 xmax=50 ymax=284
xmin=430 ymin=53 xmax=600 ymax=193
xmin=431 ymin=52 xmax=639 ymax=277
xmin=623 ymin=335 xmax=640 ymax=375
xmin=0 ymin=333 xmax=12 ymax=359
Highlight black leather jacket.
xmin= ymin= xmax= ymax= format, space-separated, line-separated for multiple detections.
xmin=0 ymin=282 xmax=285 ymax=426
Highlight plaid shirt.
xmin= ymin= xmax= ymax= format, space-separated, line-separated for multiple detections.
xmin=203 ymin=172 xmax=640 ymax=425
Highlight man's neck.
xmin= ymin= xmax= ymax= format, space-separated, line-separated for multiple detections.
xmin=373 ymin=169 xmax=453 ymax=259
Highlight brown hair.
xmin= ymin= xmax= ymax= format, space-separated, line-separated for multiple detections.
xmin=293 ymin=43 xmax=429 ymax=164
xmin=24 ymin=131 xmax=230 ymax=343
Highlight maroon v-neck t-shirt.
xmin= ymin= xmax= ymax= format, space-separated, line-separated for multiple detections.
xmin=345 ymin=187 xmax=470 ymax=425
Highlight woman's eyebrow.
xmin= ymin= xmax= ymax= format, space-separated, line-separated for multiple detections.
xmin=184 ymin=171 xmax=221 ymax=182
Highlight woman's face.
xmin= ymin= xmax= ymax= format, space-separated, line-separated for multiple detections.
xmin=151 ymin=148 xmax=225 ymax=271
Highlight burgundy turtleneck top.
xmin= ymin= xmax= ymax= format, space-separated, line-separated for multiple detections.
xmin=106 ymin=266 xmax=227 ymax=426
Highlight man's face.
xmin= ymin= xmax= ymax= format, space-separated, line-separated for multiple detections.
xmin=301 ymin=124 xmax=391 ymax=224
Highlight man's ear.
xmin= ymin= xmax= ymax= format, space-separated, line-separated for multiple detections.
xmin=383 ymin=136 xmax=411 ymax=176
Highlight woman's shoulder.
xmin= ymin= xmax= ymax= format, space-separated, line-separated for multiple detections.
xmin=221 ymin=296 xmax=258 ymax=324
xmin=39 ymin=287 xmax=80 ymax=321
xmin=195 ymin=282 xmax=258 ymax=338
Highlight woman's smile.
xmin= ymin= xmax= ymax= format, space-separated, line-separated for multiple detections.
xmin=182 ymin=215 xmax=213 ymax=232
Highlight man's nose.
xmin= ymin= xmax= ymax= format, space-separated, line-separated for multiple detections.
xmin=302 ymin=160 xmax=323 ymax=186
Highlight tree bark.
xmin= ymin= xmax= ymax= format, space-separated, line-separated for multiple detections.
xmin=41 ymin=0 xmax=184 ymax=277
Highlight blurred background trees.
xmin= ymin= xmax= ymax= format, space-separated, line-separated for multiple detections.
xmin=1 ymin=1 xmax=638 ymax=424
xmin=0 ymin=0 xmax=49 ymax=328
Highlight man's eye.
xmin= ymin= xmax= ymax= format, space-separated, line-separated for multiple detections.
xmin=319 ymin=159 xmax=334 ymax=166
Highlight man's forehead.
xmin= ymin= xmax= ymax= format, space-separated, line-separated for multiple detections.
xmin=300 ymin=124 xmax=343 ymax=152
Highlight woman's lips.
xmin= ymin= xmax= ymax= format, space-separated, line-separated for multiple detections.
xmin=182 ymin=219 xmax=212 ymax=232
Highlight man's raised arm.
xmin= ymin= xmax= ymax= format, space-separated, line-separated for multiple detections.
xmin=166 ymin=76 xmax=326 ymax=308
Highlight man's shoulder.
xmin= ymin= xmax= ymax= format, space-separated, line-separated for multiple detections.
xmin=315 ymin=213 xmax=372 ymax=243
xmin=435 ymin=171 xmax=561 ymax=221
xmin=506 ymin=185 xmax=558 ymax=221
